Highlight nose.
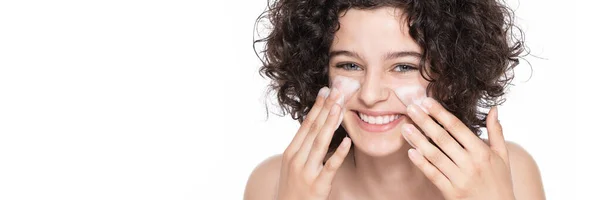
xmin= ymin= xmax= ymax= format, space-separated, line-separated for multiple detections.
xmin=358 ymin=72 xmax=391 ymax=107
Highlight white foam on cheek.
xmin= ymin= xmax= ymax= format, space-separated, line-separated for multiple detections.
xmin=331 ymin=76 xmax=361 ymax=105
xmin=394 ymin=85 xmax=428 ymax=114
xmin=331 ymin=76 xmax=361 ymax=127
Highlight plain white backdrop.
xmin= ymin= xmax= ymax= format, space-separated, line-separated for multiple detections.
xmin=0 ymin=0 xmax=597 ymax=199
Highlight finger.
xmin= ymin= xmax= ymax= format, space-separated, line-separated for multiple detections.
xmin=406 ymin=104 xmax=469 ymax=166
xmin=284 ymin=87 xmax=329 ymax=158
xmin=402 ymin=124 xmax=462 ymax=183
xmin=314 ymin=137 xmax=351 ymax=189
xmin=295 ymin=88 xmax=342 ymax=163
xmin=486 ymin=106 xmax=508 ymax=163
xmin=305 ymin=103 xmax=342 ymax=168
xmin=419 ymin=98 xmax=488 ymax=151
xmin=408 ymin=148 xmax=453 ymax=192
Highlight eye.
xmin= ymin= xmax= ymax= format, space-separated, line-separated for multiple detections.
xmin=336 ymin=63 xmax=363 ymax=71
xmin=393 ymin=64 xmax=417 ymax=73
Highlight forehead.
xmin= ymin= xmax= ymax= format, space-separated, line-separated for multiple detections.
xmin=330 ymin=7 xmax=421 ymax=54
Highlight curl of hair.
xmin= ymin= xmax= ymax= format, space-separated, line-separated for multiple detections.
xmin=254 ymin=0 xmax=526 ymax=152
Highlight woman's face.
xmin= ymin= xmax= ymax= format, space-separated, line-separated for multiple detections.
xmin=328 ymin=7 xmax=430 ymax=157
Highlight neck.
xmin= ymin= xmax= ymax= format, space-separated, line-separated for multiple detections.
xmin=346 ymin=145 xmax=440 ymax=199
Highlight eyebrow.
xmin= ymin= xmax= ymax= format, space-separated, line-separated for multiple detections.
xmin=383 ymin=51 xmax=422 ymax=60
xmin=329 ymin=50 xmax=422 ymax=60
xmin=329 ymin=50 xmax=364 ymax=60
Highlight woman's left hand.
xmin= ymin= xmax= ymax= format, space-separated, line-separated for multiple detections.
xmin=401 ymin=98 xmax=516 ymax=200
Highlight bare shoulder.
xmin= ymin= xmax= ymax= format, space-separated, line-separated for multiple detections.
xmin=505 ymin=141 xmax=546 ymax=200
xmin=243 ymin=154 xmax=283 ymax=200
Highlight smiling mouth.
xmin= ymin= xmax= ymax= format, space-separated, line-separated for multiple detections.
xmin=355 ymin=111 xmax=401 ymax=125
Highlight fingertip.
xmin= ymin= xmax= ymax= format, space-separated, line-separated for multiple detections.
xmin=318 ymin=86 xmax=331 ymax=98
xmin=408 ymin=148 xmax=421 ymax=158
xmin=336 ymin=108 xmax=345 ymax=127
xmin=487 ymin=107 xmax=506 ymax=147
xmin=335 ymin=137 xmax=352 ymax=158
xmin=340 ymin=137 xmax=351 ymax=148
xmin=335 ymin=93 xmax=345 ymax=106
xmin=408 ymin=148 xmax=416 ymax=157
xmin=407 ymin=104 xmax=418 ymax=116
xmin=329 ymin=103 xmax=341 ymax=116
xmin=486 ymin=106 xmax=498 ymax=125
xmin=491 ymin=106 xmax=499 ymax=121
xmin=407 ymin=149 xmax=424 ymax=166
xmin=421 ymin=97 xmax=433 ymax=109
xmin=494 ymin=106 xmax=499 ymax=120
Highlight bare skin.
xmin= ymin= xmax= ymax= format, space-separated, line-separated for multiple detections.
xmin=245 ymin=141 xmax=544 ymax=200
xmin=244 ymin=7 xmax=545 ymax=200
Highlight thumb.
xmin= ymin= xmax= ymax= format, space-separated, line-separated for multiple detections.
xmin=487 ymin=106 xmax=508 ymax=163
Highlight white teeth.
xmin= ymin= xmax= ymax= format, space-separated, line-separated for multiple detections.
xmin=358 ymin=112 xmax=400 ymax=125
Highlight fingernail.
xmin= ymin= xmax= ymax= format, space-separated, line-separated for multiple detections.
xmin=401 ymin=125 xmax=416 ymax=147
xmin=408 ymin=148 xmax=419 ymax=159
xmin=494 ymin=107 xmax=499 ymax=121
xmin=422 ymin=98 xmax=432 ymax=109
xmin=335 ymin=93 xmax=345 ymax=106
xmin=340 ymin=137 xmax=350 ymax=148
xmin=402 ymin=124 xmax=413 ymax=135
xmin=330 ymin=88 xmax=345 ymax=106
xmin=336 ymin=108 xmax=345 ymax=127
xmin=419 ymin=98 xmax=431 ymax=114
xmin=318 ymin=87 xmax=330 ymax=98
xmin=330 ymin=104 xmax=340 ymax=116
xmin=418 ymin=104 xmax=429 ymax=115
xmin=404 ymin=134 xmax=416 ymax=148
xmin=407 ymin=104 xmax=417 ymax=115
xmin=329 ymin=88 xmax=340 ymax=99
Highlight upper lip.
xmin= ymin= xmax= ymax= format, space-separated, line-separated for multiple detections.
xmin=353 ymin=109 xmax=403 ymax=116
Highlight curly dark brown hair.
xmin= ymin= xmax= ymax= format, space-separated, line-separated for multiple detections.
xmin=254 ymin=0 xmax=526 ymax=152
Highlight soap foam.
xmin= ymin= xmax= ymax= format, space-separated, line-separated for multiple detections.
xmin=332 ymin=76 xmax=361 ymax=105
xmin=328 ymin=76 xmax=428 ymax=126
xmin=393 ymin=85 xmax=428 ymax=114
xmin=331 ymin=76 xmax=361 ymax=127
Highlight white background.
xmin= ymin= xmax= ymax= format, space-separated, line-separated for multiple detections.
xmin=0 ymin=0 xmax=597 ymax=199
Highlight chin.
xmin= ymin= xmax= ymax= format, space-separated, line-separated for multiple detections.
xmin=352 ymin=136 xmax=404 ymax=157
xmin=342 ymin=111 xmax=411 ymax=157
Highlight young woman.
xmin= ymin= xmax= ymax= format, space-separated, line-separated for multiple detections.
xmin=245 ymin=0 xmax=545 ymax=199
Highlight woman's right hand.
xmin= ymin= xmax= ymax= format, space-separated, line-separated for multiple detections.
xmin=276 ymin=87 xmax=352 ymax=200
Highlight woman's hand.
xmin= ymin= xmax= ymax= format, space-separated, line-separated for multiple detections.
xmin=402 ymin=98 xmax=515 ymax=200
xmin=276 ymin=87 xmax=352 ymax=200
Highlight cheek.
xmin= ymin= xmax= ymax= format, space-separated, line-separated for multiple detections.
xmin=392 ymin=80 xmax=429 ymax=113
xmin=330 ymin=75 xmax=361 ymax=104
xmin=329 ymin=73 xmax=429 ymax=110
xmin=393 ymin=85 xmax=426 ymax=106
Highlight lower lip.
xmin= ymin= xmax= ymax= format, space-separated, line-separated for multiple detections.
xmin=354 ymin=112 xmax=403 ymax=133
